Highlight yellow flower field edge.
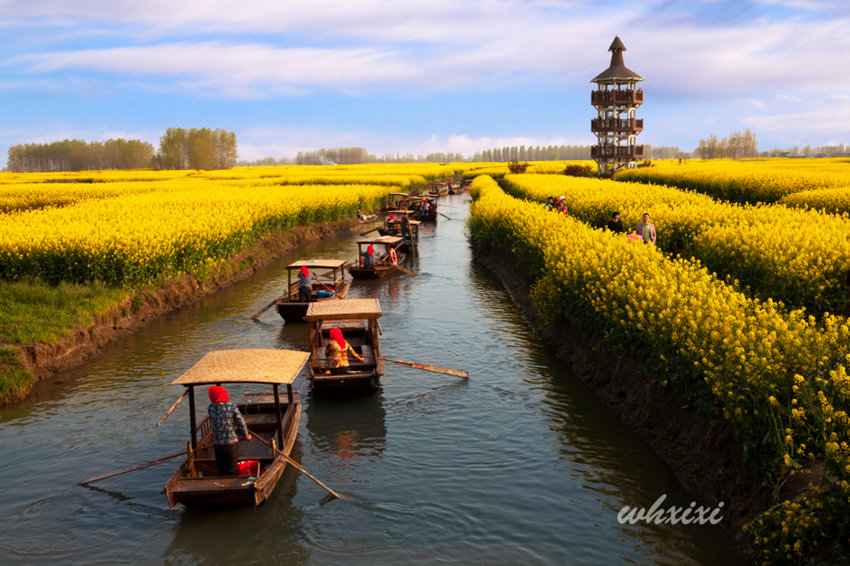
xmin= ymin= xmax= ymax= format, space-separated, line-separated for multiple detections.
xmin=0 ymin=183 xmax=395 ymax=287
xmin=468 ymin=175 xmax=850 ymax=564
xmin=778 ymin=187 xmax=850 ymax=216
xmin=501 ymin=173 xmax=850 ymax=316
xmin=615 ymin=158 xmax=850 ymax=204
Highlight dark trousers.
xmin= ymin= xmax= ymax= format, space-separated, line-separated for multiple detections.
xmin=299 ymin=286 xmax=311 ymax=302
xmin=214 ymin=443 xmax=239 ymax=476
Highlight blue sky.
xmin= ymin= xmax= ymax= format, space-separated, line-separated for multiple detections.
xmin=1 ymin=0 xmax=848 ymax=165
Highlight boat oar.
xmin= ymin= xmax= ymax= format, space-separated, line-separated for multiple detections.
xmin=248 ymin=431 xmax=345 ymax=500
xmin=250 ymin=294 xmax=284 ymax=320
xmin=368 ymin=356 xmax=468 ymax=378
xmin=391 ymin=263 xmax=419 ymax=277
xmin=80 ymin=450 xmax=188 ymax=485
xmin=359 ymin=226 xmax=381 ymax=236
xmin=157 ymin=390 xmax=187 ymax=427
xmin=438 ymin=212 xmax=452 ymax=220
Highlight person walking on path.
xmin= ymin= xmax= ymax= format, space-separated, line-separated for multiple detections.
xmin=635 ymin=213 xmax=656 ymax=245
xmin=207 ymin=385 xmax=251 ymax=476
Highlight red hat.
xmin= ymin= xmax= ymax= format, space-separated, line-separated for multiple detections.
xmin=367 ymin=245 xmax=374 ymax=255
xmin=329 ymin=327 xmax=346 ymax=349
xmin=389 ymin=214 xmax=394 ymax=221
xmin=300 ymin=265 xmax=309 ymax=277
xmin=208 ymin=385 xmax=229 ymax=403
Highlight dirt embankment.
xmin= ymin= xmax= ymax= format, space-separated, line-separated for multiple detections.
xmin=10 ymin=218 xmax=364 ymax=403
xmin=478 ymin=249 xmax=771 ymax=538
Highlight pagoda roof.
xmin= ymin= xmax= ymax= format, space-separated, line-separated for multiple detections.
xmin=591 ymin=36 xmax=643 ymax=83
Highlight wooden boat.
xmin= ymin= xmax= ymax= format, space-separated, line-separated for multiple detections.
xmin=407 ymin=196 xmax=437 ymax=221
xmin=304 ymin=298 xmax=384 ymax=397
xmin=348 ymin=236 xmax=406 ymax=279
xmin=275 ymin=259 xmax=350 ymax=322
xmin=381 ymin=192 xmax=409 ymax=212
xmin=376 ymin=213 xmax=419 ymax=253
xmin=376 ymin=209 xmax=408 ymax=236
xmin=165 ymin=348 xmax=309 ymax=508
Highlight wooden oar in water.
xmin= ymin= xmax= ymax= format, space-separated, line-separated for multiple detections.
xmin=390 ymin=263 xmax=418 ymax=277
xmin=359 ymin=226 xmax=381 ymax=236
xmin=157 ymin=390 xmax=187 ymax=426
xmin=438 ymin=212 xmax=452 ymax=220
xmin=250 ymin=293 xmax=285 ymax=320
xmin=80 ymin=450 xmax=188 ymax=485
xmin=367 ymin=356 xmax=468 ymax=378
xmin=248 ymin=430 xmax=345 ymax=500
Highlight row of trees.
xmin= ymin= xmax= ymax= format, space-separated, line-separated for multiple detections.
xmin=151 ymin=128 xmax=238 ymax=170
xmin=239 ymin=144 xmax=683 ymax=166
xmin=294 ymin=147 xmax=370 ymax=165
xmin=6 ymin=139 xmax=155 ymax=172
xmin=473 ymin=144 xmax=683 ymax=162
xmin=695 ymin=130 xmax=759 ymax=160
xmin=5 ymin=128 xmax=238 ymax=172
xmin=762 ymin=144 xmax=849 ymax=158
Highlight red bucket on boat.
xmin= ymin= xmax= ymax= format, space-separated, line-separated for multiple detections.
xmin=237 ymin=460 xmax=260 ymax=476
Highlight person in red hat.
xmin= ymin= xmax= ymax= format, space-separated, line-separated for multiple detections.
xmin=362 ymin=244 xmax=377 ymax=267
xmin=208 ymin=385 xmax=252 ymax=476
xmin=325 ymin=327 xmax=365 ymax=370
xmin=297 ymin=265 xmax=314 ymax=303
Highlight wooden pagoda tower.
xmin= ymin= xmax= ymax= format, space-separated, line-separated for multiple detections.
xmin=591 ymin=36 xmax=644 ymax=175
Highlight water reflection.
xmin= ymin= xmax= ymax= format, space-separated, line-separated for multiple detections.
xmin=305 ymin=394 xmax=387 ymax=484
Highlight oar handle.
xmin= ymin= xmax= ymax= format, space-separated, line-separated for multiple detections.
xmin=157 ymin=390 xmax=187 ymax=427
xmin=250 ymin=293 xmax=285 ymax=320
xmin=80 ymin=450 xmax=188 ymax=485
xmin=248 ymin=430 xmax=345 ymax=500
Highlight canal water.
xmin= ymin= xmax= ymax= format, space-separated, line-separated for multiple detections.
xmin=0 ymin=194 xmax=744 ymax=565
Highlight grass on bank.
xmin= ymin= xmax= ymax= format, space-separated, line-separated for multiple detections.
xmin=0 ymin=277 xmax=128 ymax=402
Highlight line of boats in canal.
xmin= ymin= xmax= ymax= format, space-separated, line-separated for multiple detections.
xmin=157 ymin=187 xmax=466 ymax=508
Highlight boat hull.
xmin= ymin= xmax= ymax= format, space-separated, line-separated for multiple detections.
xmin=276 ymin=282 xmax=350 ymax=322
xmin=165 ymin=396 xmax=301 ymax=508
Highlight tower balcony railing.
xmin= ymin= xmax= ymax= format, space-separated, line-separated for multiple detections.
xmin=591 ymin=145 xmax=645 ymax=160
xmin=591 ymin=89 xmax=644 ymax=106
xmin=591 ymin=118 xmax=644 ymax=133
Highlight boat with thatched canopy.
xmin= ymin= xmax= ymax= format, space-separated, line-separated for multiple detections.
xmin=165 ymin=348 xmax=308 ymax=508
xmin=275 ymin=259 xmax=350 ymax=322
xmin=348 ymin=236 xmax=406 ymax=279
xmin=304 ymin=298 xmax=384 ymax=396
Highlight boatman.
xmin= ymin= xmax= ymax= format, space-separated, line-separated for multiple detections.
xmin=208 ymin=386 xmax=251 ymax=476
xmin=362 ymin=245 xmax=377 ymax=267
xmin=401 ymin=214 xmax=411 ymax=242
xmin=298 ymin=265 xmax=314 ymax=302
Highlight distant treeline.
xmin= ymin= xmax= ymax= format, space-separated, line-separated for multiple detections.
xmin=237 ymin=144 xmax=683 ymax=167
xmin=472 ymin=144 xmax=684 ymax=161
xmin=6 ymin=139 xmax=155 ymax=172
xmin=6 ymin=127 xmax=238 ymax=172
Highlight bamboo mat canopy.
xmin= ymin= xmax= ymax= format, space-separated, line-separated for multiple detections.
xmin=304 ymin=298 xmax=382 ymax=321
xmin=357 ymin=236 xmax=403 ymax=245
xmin=171 ymin=349 xmax=310 ymax=386
xmin=286 ymin=259 xmax=348 ymax=269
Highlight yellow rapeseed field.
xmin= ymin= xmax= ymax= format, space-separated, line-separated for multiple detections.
xmin=615 ymin=157 xmax=850 ymax=203
xmin=502 ymin=173 xmax=850 ymax=315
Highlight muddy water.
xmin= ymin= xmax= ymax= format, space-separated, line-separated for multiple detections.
xmin=0 ymin=194 xmax=745 ymax=565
